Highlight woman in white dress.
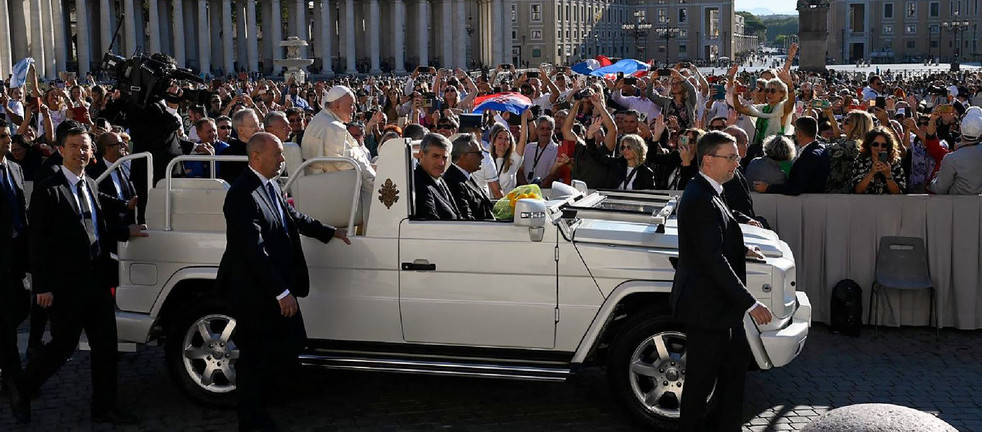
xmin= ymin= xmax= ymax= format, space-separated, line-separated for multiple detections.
xmin=488 ymin=122 xmax=527 ymax=193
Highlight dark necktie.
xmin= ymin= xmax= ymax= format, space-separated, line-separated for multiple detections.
xmin=265 ymin=182 xmax=288 ymax=232
xmin=0 ymin=164 xmax=25 ymax=236
xmin=76 ymin=179 xmax=101 ymax=259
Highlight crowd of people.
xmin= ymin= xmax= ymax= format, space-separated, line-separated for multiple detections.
xmin=1 ymin=44 xmax=982 ymax=427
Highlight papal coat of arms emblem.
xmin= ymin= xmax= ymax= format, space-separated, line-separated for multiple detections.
xmin=378 ymin=178 xmax=399 ymax=209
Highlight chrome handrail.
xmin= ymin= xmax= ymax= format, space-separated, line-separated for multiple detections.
xmin=93 ymin=152 xmax=154 ymax=225
xmin=282 ymin=156 xmax=363 ymax=235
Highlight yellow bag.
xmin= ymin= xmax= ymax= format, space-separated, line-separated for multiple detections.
xmin=492 ymin=185 xmax=544 ymax=220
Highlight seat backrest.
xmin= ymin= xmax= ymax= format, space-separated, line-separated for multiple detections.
xmin=145 ymin=178 xmax=230 ymax=232
xmin=875 ymin=236 xmax=932 ymax=289
xmin=283 ymin=142 xmax=303 ymax=177
xmin=291 ymin=170 xmax=362 ymax=228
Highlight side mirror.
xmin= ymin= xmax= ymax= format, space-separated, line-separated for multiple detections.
xmin=514 ymin=198 xmax=547 ymax=242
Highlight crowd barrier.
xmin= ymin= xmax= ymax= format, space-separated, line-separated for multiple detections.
xmin=648 ymin=191 xmax=982 ymax=329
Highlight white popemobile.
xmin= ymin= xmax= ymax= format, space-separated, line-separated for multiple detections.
xmin=106 ymin=138 xmax=810 ymax=429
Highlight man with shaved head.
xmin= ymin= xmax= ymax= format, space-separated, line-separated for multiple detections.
xmin=218 ymin=132 xmax=350 ymax=431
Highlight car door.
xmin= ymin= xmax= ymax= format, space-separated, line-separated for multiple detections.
xmin=398 ymin=219 xmax=557 ymax=349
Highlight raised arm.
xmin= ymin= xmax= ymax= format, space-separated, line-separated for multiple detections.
xmin=562 ymin=99 xmax=580 ymax=142
xmin=591 ymin=92 xmax=618 ymax=152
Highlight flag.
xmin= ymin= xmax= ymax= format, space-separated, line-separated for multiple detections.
xmin=473 ymin=92 xmax=533 ymax=116
xmin=589 ymin=59 xmax=650 ymax=77
xmin=596 ymin=55 xmax=613 ymax=67
xmin=570 ymin=59 xmax=602 ymax=76
xmin=10 ymin=58 xmax=35 ymax=89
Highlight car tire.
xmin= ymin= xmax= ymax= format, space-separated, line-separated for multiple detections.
xmin=165 ymin=298 xmax=239 ymax=408
xmin=607 ymin=312 xmax=714 ymax=430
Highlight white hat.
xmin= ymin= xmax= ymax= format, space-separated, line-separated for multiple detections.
xmin=960 ymin=106 xmax=982 ymax=143
xmin=324 ymin=85 xmax=354 ymax=103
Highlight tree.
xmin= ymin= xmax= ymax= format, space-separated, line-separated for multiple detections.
xmin=736 ymin=11 xmax=767 ymax=38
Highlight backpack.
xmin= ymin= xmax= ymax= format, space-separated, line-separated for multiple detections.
xmin=830 ymin=279 xmax=863 ymax=337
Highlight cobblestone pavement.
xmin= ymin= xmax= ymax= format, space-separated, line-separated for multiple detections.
xmin=1 ymin=324 xmax=979 ymax=431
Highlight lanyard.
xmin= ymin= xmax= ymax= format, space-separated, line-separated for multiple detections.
xmin=530 ymin=144 xmax=548 ymax=176
xmin=622 ymin=166 xmax=639 ymax=189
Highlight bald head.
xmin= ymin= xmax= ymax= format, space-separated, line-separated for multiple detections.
xmin=247 ymin=132 xmax=286 ymax=179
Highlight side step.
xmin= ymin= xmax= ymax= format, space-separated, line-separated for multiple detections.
xmin=299 ymin=354 xmax=572 ymax=382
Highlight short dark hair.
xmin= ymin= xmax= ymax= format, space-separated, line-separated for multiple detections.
xmin=450 ymin=133 xmax=478 ymax=162
xmin=56 ymin=120 xmax=87 ymax=147
xmin=696 ymin=131 xmax=737 ymax=167
xmin=403 ymin=124 xmax=430 ymax=141
xmin=284 ymin=107 xmax=304 ymax=118
xmin=419 ymin=132 xmax=451 ymax=154
xmin=794 ymin=116 xmax=818 ymax=140
xmin=0 ymin=118 xmax=8 ymax=130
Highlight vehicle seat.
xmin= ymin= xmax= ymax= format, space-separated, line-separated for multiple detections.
xmin=145 ymin=178 xmax=230 ymax=232
xmin=291 ymin=170 xmax=363 ymax=228
xmin=283 ymin=142 xmax=303 ymax=177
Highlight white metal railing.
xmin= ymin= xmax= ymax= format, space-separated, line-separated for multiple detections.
xmin=93 ymin=152 xmax=154 ymax=225
xmin=282 ymin=156 xmax=363 ymax=235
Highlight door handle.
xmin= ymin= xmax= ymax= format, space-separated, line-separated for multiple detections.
xmin=402 ymin=260 xmax=436 ymax=271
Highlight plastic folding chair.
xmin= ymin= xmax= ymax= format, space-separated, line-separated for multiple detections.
xmin=867 ymin=236 xmax=940 ymax=339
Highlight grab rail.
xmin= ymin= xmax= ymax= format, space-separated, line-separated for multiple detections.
xmin=282 ymin=157 xmax=363 ymax=236
xmin=93 ymin=152 xmax=154 ymax=225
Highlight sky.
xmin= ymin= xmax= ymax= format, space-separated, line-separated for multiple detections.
xmin=735 ymin=0 xmax=799 ymax=15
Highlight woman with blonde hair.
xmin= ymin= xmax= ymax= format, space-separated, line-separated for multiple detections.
xmin=615 ymin=134 xmax=655 ymax=190
xmin=825 ymin=109 xmax=874 ymax=193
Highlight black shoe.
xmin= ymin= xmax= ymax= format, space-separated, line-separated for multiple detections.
xmin=92 ymin=407 xmax=137 ymax=425
xmin=5 ymin=378 xmax=30 ymax=424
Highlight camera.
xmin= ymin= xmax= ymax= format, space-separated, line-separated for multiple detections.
xmin=101 ymin=52 xmax=206 ymax=109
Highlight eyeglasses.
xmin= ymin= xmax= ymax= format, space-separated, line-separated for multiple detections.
xmin=765 ymin=88 xmax=780 ymax=94
xmin=870 ymin=141 xmax=889 ymax=148
xmin=218 ymin=125 xmax=232 ymax=130
xmin=708 ymin=153 xmax=741 ymax=163
xmin=619 ymin=145 xmax=632 ymax=151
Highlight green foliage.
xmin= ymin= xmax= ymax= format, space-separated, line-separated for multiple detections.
xmin=736 ymin=12 xmax=768 ymax=38
xmin=761 ymin=16 xmax=800 ymax=45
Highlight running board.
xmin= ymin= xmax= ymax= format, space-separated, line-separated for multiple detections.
xmin=299 ymin=354 xmax=572 ymax=382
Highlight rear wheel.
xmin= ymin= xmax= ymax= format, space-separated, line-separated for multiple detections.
xmin=607 ymin=313 xmax=714 ymax=430
xmin=165 ymin=298 xmax=239 ymax=408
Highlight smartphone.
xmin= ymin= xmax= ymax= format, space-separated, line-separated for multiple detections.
xmin=896 ymin=107 xmax=906 ymax=117
xmin=657 ymin=68 xmax=672 ymax=77
xmin=55 ymin=80 xmax=65 ymax=89
xmin=811 ymin=99 xmax=831 ymax=109
xmin=878 ymin=151 xmax=888 ymax=162
xmin=555 ymin=66 xmax=568 ymax=73
xmin=573 ymin=89 xmax=591 ymax=101
xmin=713 ymin=84 xmax=726 ymax=100
xmin=416 ymin=66 xmax=429 ymax=74
xmin=624 ymin=77 xmax=638 ymax=86
xmin=459 ymin=113 xmax=482 ymax=130
xmin=527 ymin=71 xmax=540 ymax=79
xmin=559 ymin=139 xmax=576 ymax=159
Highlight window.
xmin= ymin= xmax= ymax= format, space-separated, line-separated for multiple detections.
xmin=929 ymin=2 xmax=940 ymax=17
xmin=573 ymin=4 xmax=578 ymax=21
xmin=884 ymin=3 xmax=893 ymax=18
xmin=679 ymin=44 xmax=687 ymax=55
xmin=679 ymin=29 xmax=687 ymax=38
xmin=558 ymin=46 xmax=563 ymax=57
xmin=930 ymin=40 xmax=938 ymax=48
xmin=512 ymin=30 xmax=517 ymax=39
xmin=907 ymin=40 xmax=916 ymax=49
xmin=657 ymin=9 xmax=667 ymax=24
xmin=557 ymin=29 xmax=562 ymax=39
xmin=709 ymin=9 xmax=720 ymax=38
xmin=679 ymin=9 xmax=687 ymax=23
xmin=906 ymin=2 xmax=916 ymax=17
xmin=929 ymin=24 xmax=939 ymax=34
xmin=883 ymin=25 xmax=894 ymax=34
xmin=566 ymin=5 xmax=570 ymax=21
xmin=532 ymin=48 xmax=541 ymax=58
xmin=566 ymin=30 xmax=570 ymax=39
xmin=906 ymin=24 xmax=917 ymax=34
xmin=511 ymin=4 xmax=517 ymax=22
xmin=531 ymin=30 xmax=542 ymax=40
xmin=531 ymin=4 xmax=542 ymax=22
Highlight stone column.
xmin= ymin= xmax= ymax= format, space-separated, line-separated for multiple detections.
xmin=344 ymin=0 xmax=355 ymax=74
xmin=197 ymin=0 xmax=210 ymax=75
xmin=319 ymin=0 xmax=332 ymax=75
xmin=368 ymin=0 xmax=380 ymax=73
xmin=441 ymin=0 xmax=451 ymax=68
xmin=295 ymin=0 xmax=307 ymax=58
xmin=173 ymin=0 xmax=186 ymax=67
xmin=123 ymin=0 xmax=136 ymax=54
xmin=454 ymin=0 xmax=465 ymax=69
xmin=271 ymin=0 xmax=283 ymax=63
xmin=222 ymin=0 xmax=234 ymax=75
xmin=210 ymin=0 xmax=221 ymax=68
xmin=158 ymin=0 xmax=171 ymax=53
xmin=418 ymin=0 xmax=429 ymax=67
xmin=0 ymin=0 xmax=11 ymax=75
xmin=29 ymin=0 xmax=45 ymax=78
xmin=393 ymin=0 xmax=405 ymax=73
xmin=146 ymin=0 xmax=161 ymax=53
xmin=99 ymin=0 xmax=112 ymax=54
xmin=491 ymin=0 xmax=503 ymax=65
xmin=246 ymin=0 xmax=258 ymax=72
xmin=236 ymin=0 xmax=246 ymax=69
xmin=50 ymin=0 xmax=67 ymax=69
xmin=41 ymin=0 xmax=56 ymax=79
xmin=75 ymin=0 xmax=90 ymax=75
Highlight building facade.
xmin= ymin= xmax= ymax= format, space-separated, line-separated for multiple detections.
xmin=0 ymin=0 xmax=751 ymax=80
xmin=828 ymin=0 xmax=981 ymax=64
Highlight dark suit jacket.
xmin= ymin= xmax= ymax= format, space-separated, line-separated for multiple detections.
xmin=766 ymin=141 xmax=831 ymax=196
xmin=723 ymin=168 xmax=756 ymax=222
xmin=0 ymin=160 xmax=28 ymax=279
xmin=218 ymin=137 xmax=249 ymax=184
xmin=444 ymin=165 xmax=494 ymax=220
xmin=620 ymin=164 xmax=656 ymax=190
xmin=412 ymin=164 xmax=462 ymax=220
xmin=671 ymin=174 xmax=757 ymax=330
xmin=86 ymin=159 xmax=138 ymax=286
xmin=217 ymin=169 xmax=337 ymax=326
xmin=28 ymin=168 xmax=131 ymax=298
xmin=36 ymin=150 xmax=63 ymax=183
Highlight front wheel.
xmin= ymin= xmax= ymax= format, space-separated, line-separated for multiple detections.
xmin=165 ymin=299 xmax=239 ymax=408
xmin=607 ymin=314 xmax=713 ymax=430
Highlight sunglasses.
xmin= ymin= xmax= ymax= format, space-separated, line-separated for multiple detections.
xmin=765 ymin=88 xmax=780 ymax=94
xmin=219 ymin=125 xmax=232 ymax=130
xmin=871 ymin=141 xmax=890 ymax=148
xmin=619 ymin=145 xmax=632 ymax=151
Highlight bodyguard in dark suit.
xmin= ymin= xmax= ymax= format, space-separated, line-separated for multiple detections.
xmin=753 ymin=117 xmax=831 ymax=196
xmin=0 ymin=120 xmax=30 ymax=394
xmin=86 ymin=132 xmax=139 ymax=288
xmin=9 ymin=127 xmax=148 ymax=425
xmin=671 ymin=131 xmax=773 ymax=432
xmin=445 ymin=134 xmax=494 ymax=220
xmin=413 ymin=133 xmax=462 ymax=220
xmin=217 ymin=133 xmax=349 ymax=431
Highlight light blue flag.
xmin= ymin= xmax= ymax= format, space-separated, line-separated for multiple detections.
xmin=9 ymin=57 xmax=35 ymax=88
